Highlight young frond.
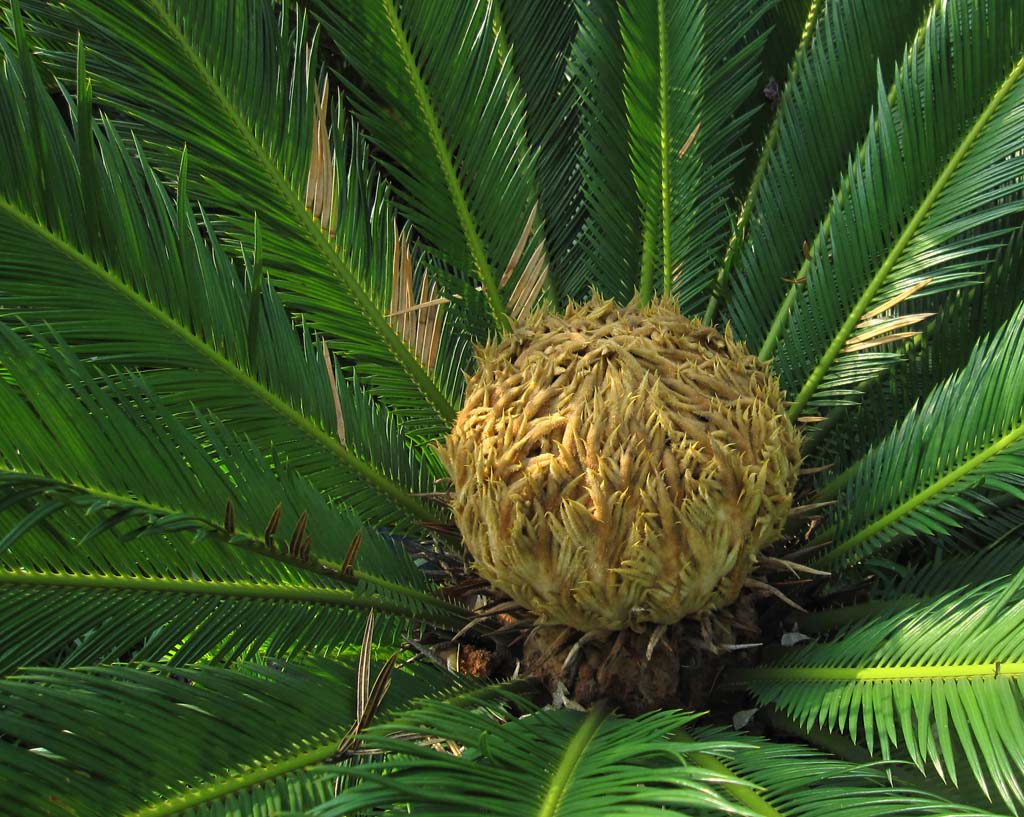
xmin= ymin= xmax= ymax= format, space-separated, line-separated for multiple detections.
xmin=573 ymin=0 xmax=770 ymax=309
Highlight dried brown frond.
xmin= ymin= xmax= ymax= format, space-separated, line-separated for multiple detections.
xmin=387 ymin=229 xmax=445 ymax=370
xmin=304 ymin=81 xmax=336 ymax=235
xmin=501 ymin=203 xmax=549 ymax=323
xmin=321 ymin=338 xmax=346 ymax=446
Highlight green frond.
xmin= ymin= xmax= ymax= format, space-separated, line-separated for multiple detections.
xmin=810 ymin=222 xmax=1024 ymax=473
xmin=0 ymin=327 xmax=463 ymax=642
xmin=802 ymin=533 xmax=1024 ymax=634
xmin=0 ymin=497 xmax=461 ymax=672
xmin=712 ymin=0 xmax=930 ymax=331
xmin=15 ymin=0 xmax=457 ymax=436
xmin=316 ymin=704 xmax=751 ymax=816
xmin=811 ymin=302 xmax=1024 ymax=569
xmin=0 ymin=658 xmax=463 ymax=816
xmin=568 ymin=0 xmax=635 ymax=303
xmin=572 ymin=0 xmax=770 ymax=310
xmin=307 ymin=0 xmax=543 ymax=333
xmin=0 ymin=23 xmax=444 ymax=529
xmin=738 ymin=567 xmax=1024 ymax=812
xmin=494 ymin=0 xmax=582 ymax=306
xmin=691 ymin=731 xmax=1007 ymax=817
xmin=768 ymin=0 xmax=1024 ymax=419
xmin=173 ymin=773 xmax=335 ymax=817
xmin=320 ymin=704 xmax=1007 ymax=817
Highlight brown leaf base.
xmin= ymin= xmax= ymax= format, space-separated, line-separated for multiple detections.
xmin=522 ymin=595 xmax=761 ymax=716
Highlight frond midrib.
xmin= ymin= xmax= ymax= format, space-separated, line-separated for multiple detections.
xmin=703 ymin=0 xmax=825 ymax=326
xmin=0 ymin=195 xmax=440 ymax=524
xmin=0 ymin=466 xmax=459 ymax=617
xmin=146 ymin=0 xmax=458 ymax=428
xmin=687 ymin=750 xmax=785 ymax=817
xmin=130 ymin=738 xmax=339 ymax=817
xmin=738 ymin=661 xmax=1024 ymax=682
xmin=656 ymin=0 xmax=671 ymax=299
xmin=537 ymin=707 xmax=606 ymax=817
xmin=0 ymin=567 xmax=463 ymax=621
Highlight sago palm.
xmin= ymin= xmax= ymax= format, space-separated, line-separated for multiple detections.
xmin=1 ymin=0 xmax=1024 ymax=814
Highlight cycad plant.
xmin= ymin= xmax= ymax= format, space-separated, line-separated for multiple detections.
xmin=2 ymin=0 xmax=1024 ymax=814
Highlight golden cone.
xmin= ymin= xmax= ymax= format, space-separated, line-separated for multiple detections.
xmin=443 ymin=296 xmax=800 ymax=632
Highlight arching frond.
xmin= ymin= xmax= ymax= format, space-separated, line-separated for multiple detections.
xmin=0 ymin=498 xmax=461 ymax=672
xmin=712 ymin=0 xmax=930 ymax=332
xmin=801 ymin=533 xmax=1024 ymax=634
xmin=15 ymin=0 xmax=458 ymax=436
xmin=494 ymin=0 xmax=582 ymax=306
xmin=768 ymin=0 xmax=1024 ymax=419
xmin=810 ymin=223 xmax=1024 ymax=475
xmin=739 ymin=567 xmax=1024 ymax=812
xmin=812 ymin=302 xmax=1024 ymax=569
xmin=314 ymin=704 xmax=749 ymax=816
xmin=0 ymin=26 xmax=442 ymax=529
xmin=692 ymin=731 xmax=1007 ymax=817
xmin=319 ymin=704 xmax=1006 ymax=817
xmin=0 ymin=658 xmax=464 ymax=816
xmin=307 ymin=0 xmax=541 ymax=334
xmin=0 ymin=328 xmax=463 ymax=643
xmin=573 ymin=0 xmax=770 ymax=310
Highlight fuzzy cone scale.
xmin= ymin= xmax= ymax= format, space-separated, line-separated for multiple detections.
xmin=443 ymin=296 xmax=801 ymax=632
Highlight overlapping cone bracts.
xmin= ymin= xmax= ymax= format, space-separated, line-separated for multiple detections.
xmin=443 ymin=296 xmax=801 ymax=632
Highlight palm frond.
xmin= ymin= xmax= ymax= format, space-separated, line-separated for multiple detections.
xmin=13 ymin=0 xmax=458 ymax=436
xmin=810 ymin=302 xmax=1024 ymax=569
xmin=0 ymin=658 xmax=464 ymax=816
xmin=767 ymin=0 xmax=1024 ymax=419
xmin=0 ymin=496 xmax=459 ymax=672
xmin=0 ymin=327 xmax=463 ymax=642
xmin=692 ymin=730 xmax=1007 ymax=817
xmin=307 ymin=0 xmax=542 ymax=334
xmin=0 ymin=23 xmax=444 ymax=530
xmin=737 ymin=566 xmax=1024 ymax=812
xmin=494 ymin=0 xmax=582 ymax=305
xmin=810 ymin=222 xmax=1024 ymax=473
xmin=802 ymin=533 xmax=1024 ymax=635
xmin=319 ymin=701 xmax=1006 ymax=817
xmin=315 ymin=704 xmax=750 ymax=816
xmin=711 ymin=0 xmax=931 ymax=330
xmin=572 ymin=0 xmax=770 ymax=310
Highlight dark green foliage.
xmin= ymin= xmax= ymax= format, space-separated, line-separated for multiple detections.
xmin=1 ymin=0 xmax=1022 ymax=814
